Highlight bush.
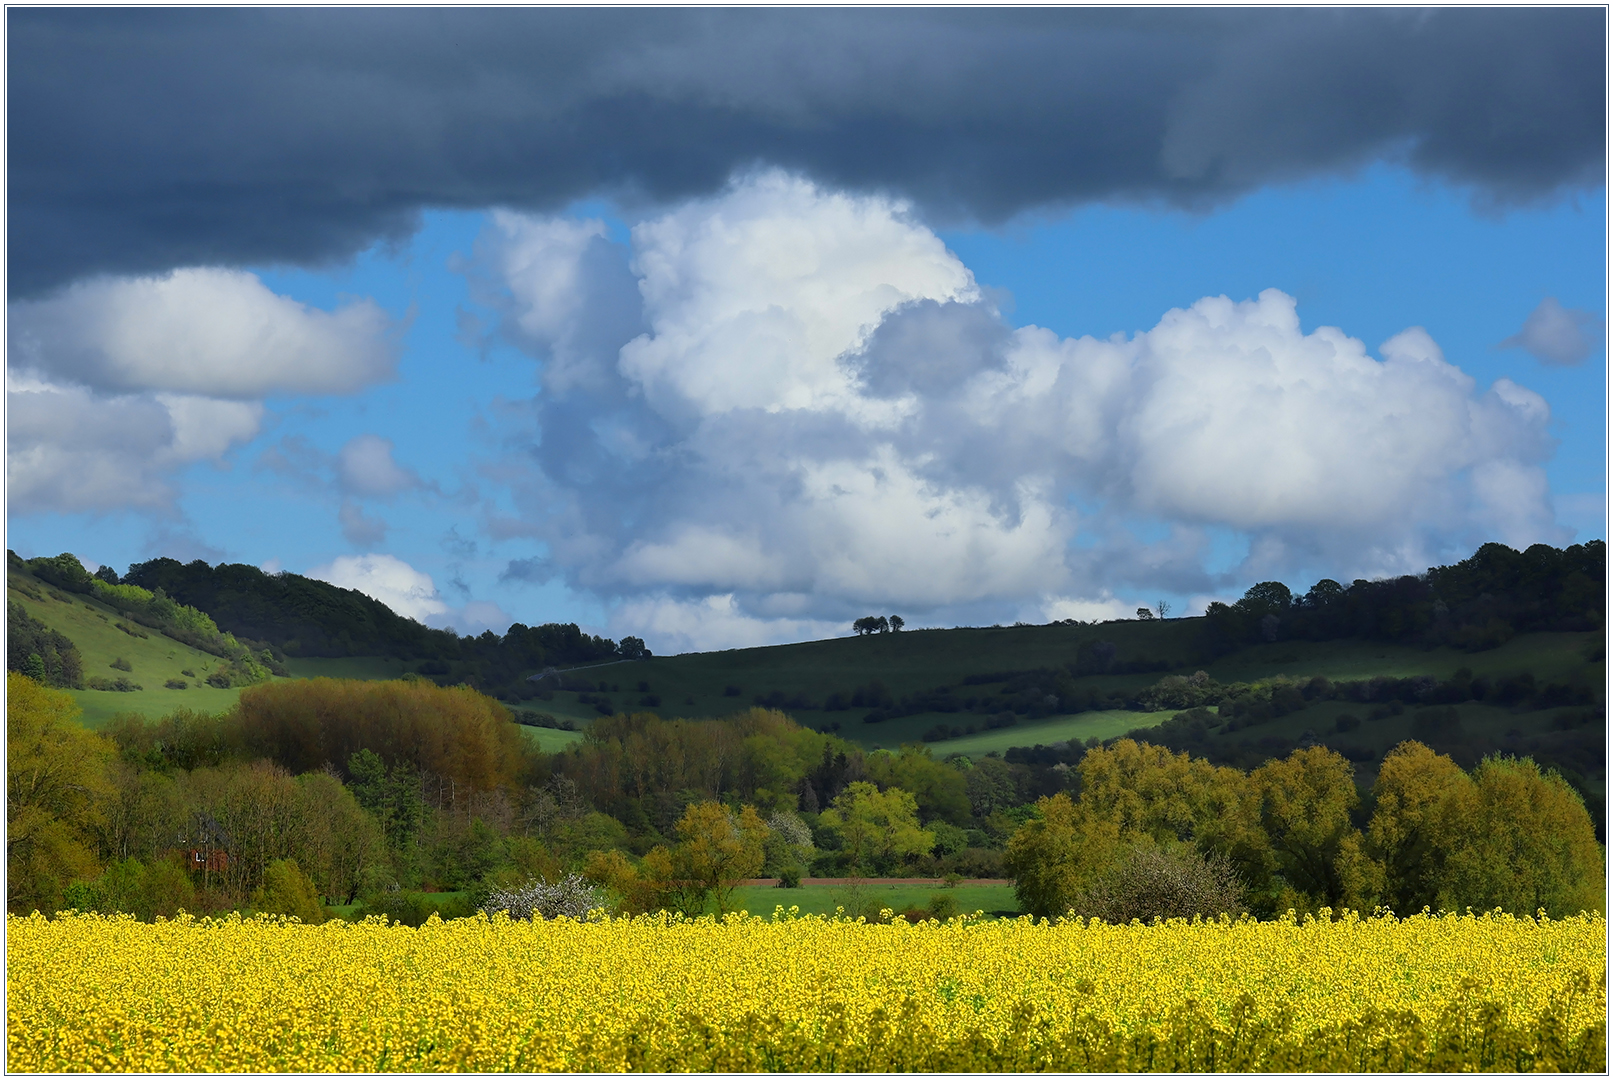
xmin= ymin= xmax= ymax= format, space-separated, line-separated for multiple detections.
xmin=483 ymin=874 xmax=603 ymax=921
xmin=1075 ymin=846 xmax=1246 ymax=924
xmin=255 ymin=859 xmax=326 ymax=924
xmin=358 ymin=890 xmax=475 ymax=928
xmin=86 ymin=676 xmax=141 ymax=692
xmin=777 ymin=866 xmax=802 ymax=888
xmin=63 ymin=856 xmax=196 ymax=921
xmin=165 ymin=678 xmax=188 ymax=690
xmin=110 ymin=657 xmax=133 ymax=672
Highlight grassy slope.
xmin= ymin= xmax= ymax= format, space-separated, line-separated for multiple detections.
xmin=525 ymin=624 xmax=1602 ymax=753
xmin=253 ymin=615 xmax=1609 ymax=776
xmin=516 ymin=725 xmax=587 ymax=752
xmin=8 ymin=570 xmax=255 ymax=728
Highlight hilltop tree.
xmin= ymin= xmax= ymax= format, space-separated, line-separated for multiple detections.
xmin=852 ymin=616 xmax=890 ymax=636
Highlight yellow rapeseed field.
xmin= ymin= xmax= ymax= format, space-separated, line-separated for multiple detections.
xmin=7 ymin=908 xmax=1605 ymax=1072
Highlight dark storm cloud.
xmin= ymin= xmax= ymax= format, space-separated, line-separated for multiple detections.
xmin=9 ymin=7 xmax=1604 ymax=296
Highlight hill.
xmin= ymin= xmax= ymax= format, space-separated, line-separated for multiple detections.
xmin=121 ymin=556 xmax=636 ymax=700
xmin=7 ymin=562 xmax=266 ymax=727
xmin=10 ymin=540 xmax=1604 ymax=815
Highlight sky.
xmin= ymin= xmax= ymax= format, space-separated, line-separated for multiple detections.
xmin=6 ymin=8 xmax=1607 ymax=654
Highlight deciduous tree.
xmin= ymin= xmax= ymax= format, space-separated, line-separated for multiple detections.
xmin=7 ymin=673 xmax=116 ymax=913
xmin=820 ymin=781 xmax=933 ymax=876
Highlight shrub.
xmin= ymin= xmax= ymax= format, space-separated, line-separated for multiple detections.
xmin=86 ymin=676 xmax=141 ymax=692
xmin=1075 ymin=846 xmax=1246 ymax=924
xmin=255 ymin=859 xmax=326 ymax=924
xmin=181 ymin=669 xmax=196 ymax=678
xmin=165 ymin=679 xmax=188 ymax=690
xmin=483 ymin=874 xmax=603 ymax=921
xmin=109 ymin=657 xmax=133 ymax=672
xmin=358 ymin=890 xmax=475 ymax=928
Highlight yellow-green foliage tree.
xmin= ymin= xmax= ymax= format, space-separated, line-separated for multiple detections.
xmin=234 ymin=678 xmax=532 ymax=796
xmin=671 ymin=801 xmax=769 ymax=914
xmin=1441 ymin=755 xmax=1603 ymax=917
xmin=1367 ymin=741 xmax=1474 ymax=916
xmin=821 ymin=781 xmax=934 ymax=876
xmin=1368 ymin=742 xmax=1603 ymax=918
xmin=7 ymin=673 xmax=116 ymax=914
xmin=72 ymin=855 xmax=196 ymax=921
xmin=1075 ymin=738 xmax=1263 ymax=874
xmin=1003 ymin=792 xmax=1121 ymax=919
xmin=864 ymin=745 xmax=972 ymax=826
xmin=1249 ymin=745 xmax=1378 ymax=915
xmin=1007 ymin=741 xmax=1377 ymax=920
xmin=255 ymin=858 xmax=326 ymax=923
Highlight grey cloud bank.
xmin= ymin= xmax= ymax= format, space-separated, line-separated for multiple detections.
xmin=10 ymin=7 xmax=1603 ymax=297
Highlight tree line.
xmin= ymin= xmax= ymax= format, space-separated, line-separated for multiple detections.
xmin=1201 ymin=540 xmax=1603 ymax=653
xmin=119 ymin=555 xmax=646 ymax=700
xmin=10 ymin=669 xmax=1601 ymax=927
xmin=1005 ymin=738 xmax=1603 ymax=923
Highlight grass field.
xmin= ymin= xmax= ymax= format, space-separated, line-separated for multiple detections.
xmin=8 ymin=570 xmax=256 ymax=728
xmin=729 ymin=881 xmax=1019 ymax=918
xmin=516 ymin=725 xmax=588 ymax=752
xmin=927 ymin=709 xmax=1180 ymax=756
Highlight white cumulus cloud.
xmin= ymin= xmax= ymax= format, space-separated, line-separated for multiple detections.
xmin=6 ymin=374 xmax=263 ymax=514
xmin=307 ymin=553 xmax=448 ymax=623
xmin=469 ymin=172 xmax=1569 ymax=644
xmin=8 ymin=267 xmax=399 ymax=398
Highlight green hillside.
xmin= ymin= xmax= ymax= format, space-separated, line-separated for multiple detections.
xmin=7 ymin=567 xmax=264 ymax=728
xmin=11 ymin=539 xmax=1602 ymax=818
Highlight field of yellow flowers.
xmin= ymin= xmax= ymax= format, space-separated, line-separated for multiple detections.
xmin=7 ymin=908 xmax=1605 ymax=1072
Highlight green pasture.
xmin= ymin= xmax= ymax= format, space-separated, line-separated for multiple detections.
xmin=8 ymin=572 xmax=255 ymax=728
xmin=1196 ymin=632 xmax=1602 ymax=688
xmin=925 ymin=709 xmax=1181 ymax=757
xmin=516 ymin=724 xmax=588 ymax=752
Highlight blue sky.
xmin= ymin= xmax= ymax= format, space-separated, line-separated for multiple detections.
xmin=7 ymin=10 xmax=1605 ymax=653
